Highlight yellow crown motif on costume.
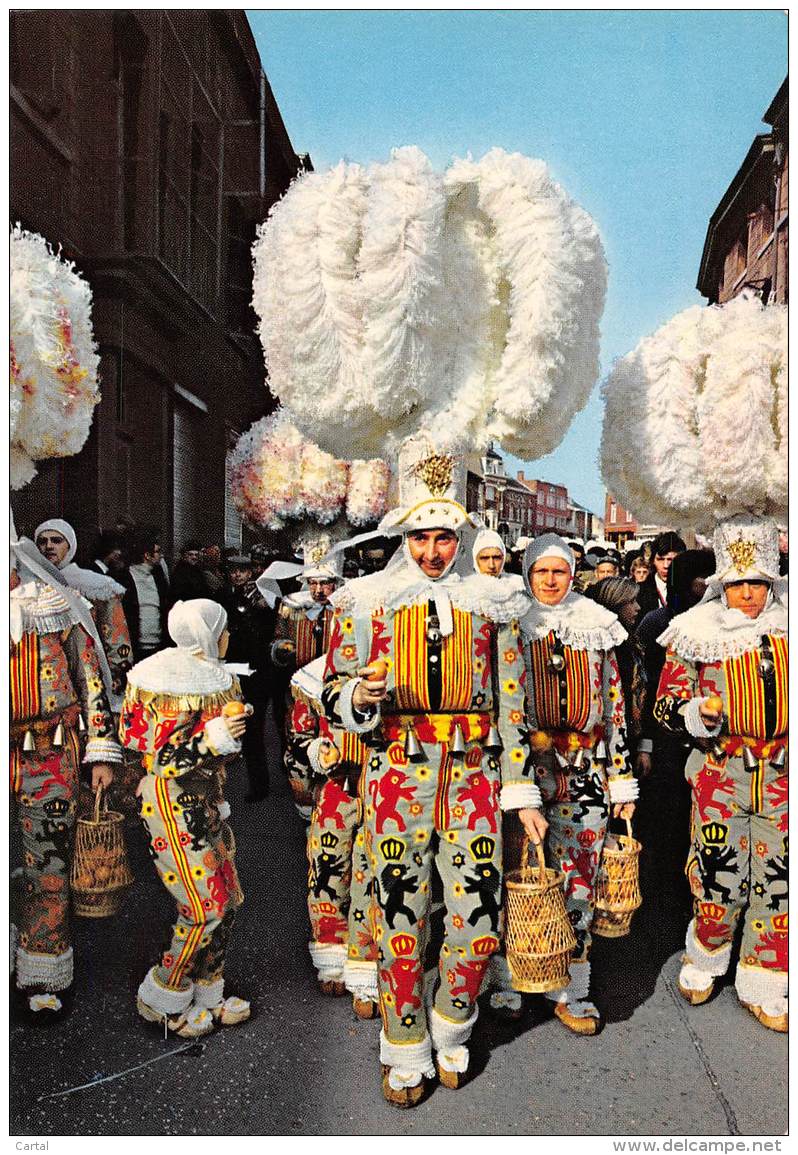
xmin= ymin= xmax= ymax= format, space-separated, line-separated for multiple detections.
xmin=412 ymin=452 xmax=455 ymax=498
xmin=701 ymin=822 xmax=728 ymax=845
xmin=380 ymin=836 xmax=406 ymax=862
xmin=727 ymin=535 xmax=757 ymax=575
xmin=320 ymin=831 xmax=339 ymax=850
xmin=469 ymin=835 xmax=496 ymax=862
xmin=699 ymin=902 xmax=726 ymax=921
xmin=772 ymin=912 xmax=788 ymax=933
xmin=390 ymin=932 xmax=417 ymax=957
xmin=471 ymin=934 xmax=500 ymax=957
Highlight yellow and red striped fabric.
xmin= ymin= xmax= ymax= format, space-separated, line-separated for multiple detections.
xmin=295 ymin=608 xmax=333 ymax=667
xmin=724 ymin=634 xmax=788 ymax=740
xmin=154 ymin=776 xmax=207 ymax=988
xmin=10 ymin=633 xmax=40 ymax=723
xmin=528 ymin=632 xmax=591 ymax=732
xmin=392 ymin=605 xmax=474 ymax=712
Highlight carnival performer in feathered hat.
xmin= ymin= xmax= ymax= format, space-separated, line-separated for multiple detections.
xmin=119 ymin=600 xmax=251 ymax=1037
xmin=35 ymin=518 xmax=132 ymax=710
xmin=10 ymin=530 xmax=122 ymax=1018
xmin=320 ymin=434 xmax=533 ymax=1105
xmin=654 ymin=517 xmax=787 ymax=1031
xmin=259 ymin=534 xmax=344 ymax=820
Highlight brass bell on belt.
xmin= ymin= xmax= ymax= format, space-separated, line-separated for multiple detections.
xmin=758 ymin=656 xmax=775 ymax=680
xmin=548 ymin=651 xmax=566 ymax=674
xmin=449 ymin=723 xmax=467 ymax=759
xmin=741 ymin=746 xmax=760 ymax=774
xmin=484 ymin=724 xmax=503 ymax=754
xmin=554 ymin=748 xmax=569 ymax=770
xmin=22 ymin=730 xmax=36 ymax=753
xmin=769 ymin=746 xmax=786 ymax=771
xmin=593 ymin=739 xmax=608 ymax=764
xmin=404 ymin=727 xmax=425 ymax=763
xmin=52 ymin=722 xmax=65 ymax=748
xmin=77 ymin=713 xmax=87 ymax=733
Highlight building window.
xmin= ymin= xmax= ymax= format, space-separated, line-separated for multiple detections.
xmin=114 ymin=12 xmax=148 ymax=251
xmin=610 ymin=502 xmax=617 ymax=523
xmin=626 ymin=510 xmax=633 ymax=523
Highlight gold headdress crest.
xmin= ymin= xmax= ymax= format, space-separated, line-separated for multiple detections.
xmin=412 ymin=453 xmax=454 ymax=498
xmin=727 ymin=536 xmax=757 ymax=576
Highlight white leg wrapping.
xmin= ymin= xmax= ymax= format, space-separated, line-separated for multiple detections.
xmin=380 ymin=1030 xmax=436 ymax=1088
xmin=735 ymin=964 xmax=788 ymax=1015
xmin=16 ymin=946 xmax=73 ymax=992
xmin=137 ymin=966 xmax=193 ymax=1015
xmin=488 ymin=953 xmax=523 ymax=1012
xmin=430 ymin=1006 xmax=478 ymax=1074
xmin=193 ymin=977 xmax=225 ymax=1009
xmin=309 ymin=941 xmax=347 ymax=981
xmin=545 ymin=960 xmax=591 ymax=1005
xmin=344 ymin=959 xmax=378 ymax=1000
xmin=684 ymin=920 xmax=732 ymax=976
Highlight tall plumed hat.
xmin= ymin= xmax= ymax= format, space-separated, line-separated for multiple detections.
xmin=378 ymin=434 xmax=481 ymax=534
xmin=709 ymin=514 xmax=780 ymax=587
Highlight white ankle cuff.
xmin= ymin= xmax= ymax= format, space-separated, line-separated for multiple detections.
xmin=429 ymin=1005 xmax=478 ymax=1050
xmin=309 ymin=941 xmax=347 ymax=980
xmin=735 ymin=963 xmax=787 ymax=1005
xmin=138 ymin=967 xmax=193 ymax=1015
xmin=685 ymin=921 xmax=732 ymax=976
xmin=380 ymin=1030 xmax=435 ymax=1077
xmin=193 ymin=977 xmax=225 ymax=1008
xmin=344 ymin=959 xmax=378 ymax=1000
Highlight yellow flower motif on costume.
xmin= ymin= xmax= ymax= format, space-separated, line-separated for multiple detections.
xmin=409 ymin=803 xmax=423 ymax=817
xmin=41 ymin=664 xmax=55 ymax=680
xmin=503 ymin=679 xmax=518 ymax=695
xmin=456 ymin=946 xmax=467 ymax=957
xmin=45 ymin=696 xmax=58 ymax=712
xmin=474 ymin=659 xmax=484 ymax=673
xmin=310 ymin=837 xmax=320 ymax=851
xmin=414 ymin=828 xmax=429 ymax=843
xmin=383 ymin=992 xmax=395 ymax=1006
xmin=453 ymin=882 xmax=464 ymax=898
xmin=443 ymin=830 xmax=459 ymax=843
xmin=141 ymin=802 xmax=155 ymax=817
xmin=511 ymin=621 xmax=519 ymax=636
xmin=451 ymin=767 xmax=463 ymax=781
xmin=191 ymin=865 xmax=206 ymax=880
xmin=365 ymin=805 xmax=374 ymax=819
xmin=415 ymin=766 xmax=430 ymax=781
xmin=420 ymin=881 xmax=429 ymax=894
xmin=503 ymin=650 xmax=517 ymax=664
xmin=441 ymin=943 xmax=451 ymax=957
xmin=341 ymin=645 xmax=357 ymax=661
xmin=607 ymin=687 xmax=620 ymax=702
xmin=342 ymin=618 xmax=354 ymax=633
xmin=171 ymin=804 xmax=184 ymax=817
xmin=612 ymin=754 xmax=625 ymax=769
xmin=752 ymin=919 xmax=765 ymax=932
xmin=452 ymin=805 xmax=465 ymax=819
xmin=175 ymin=925 xmax=188 ymax=939
xmin=163 ymin=871 xmax=179 ymax=887
xmin=510 ymin=748 xmax=525 ymax=764
xmin=89 ymin=677 xmax=102 ymax=693
xmin=163 ymin=767 xmax=178 ymax=777
xmin=375 ymin=924 xmax=384 ymax=940
xmin=509 ymin=709 xmax=523 ymax=724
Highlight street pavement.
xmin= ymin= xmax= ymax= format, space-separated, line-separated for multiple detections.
xmin=10 ymin=718 xmax=787 ymax=1139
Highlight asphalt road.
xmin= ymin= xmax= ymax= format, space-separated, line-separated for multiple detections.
xmin=10 ymin=718 xmax=787 ymax=1139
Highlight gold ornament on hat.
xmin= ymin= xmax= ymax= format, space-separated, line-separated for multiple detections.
xmin=413 ymin=452 xmax=454 ymax=498
xmin=727 ymin=535 xmax=756 ymax=575
xmin=309 ymin=543 xmax=326 ymax=565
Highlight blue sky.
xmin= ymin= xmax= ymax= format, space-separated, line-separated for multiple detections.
xmin=248 ymin=9 xmax=787 ymax=515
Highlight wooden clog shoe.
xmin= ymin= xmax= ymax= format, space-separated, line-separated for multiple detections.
xmin=554 ymin=1001 xmax=601 ymax=1035
xmin=435 ymin=1059 xmax=467 ymax=1090
xmin=739 ymin=1001 xmax=788 ymax=1033
xmin=381 ymin=1067 xmax=426 ymax=1108
xmin=677 ymin=978 xmax=714 ymax=1006
xmin=352 ymin=996 xmax=378 ymax=1019
xmin=318 ymin=979 xmax=346 ymax=997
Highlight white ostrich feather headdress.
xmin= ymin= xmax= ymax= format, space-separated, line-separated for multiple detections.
xmin=601 ymin=292 xmax=787 ymax=534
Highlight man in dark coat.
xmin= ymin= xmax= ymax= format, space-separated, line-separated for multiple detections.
xmin=121 ymin=529 xmax=171 ymax=661
xmin=636 ymin=531 xmax=686 ymax=618
xmin=223 ymin=554 xmax=276 ymax=801
xmin=170 ymin=539 xmax=213 ymax=602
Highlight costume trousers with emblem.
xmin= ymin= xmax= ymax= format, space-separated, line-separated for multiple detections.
xmin=536 ymin=756 xmax=610 ymax=963
xmin=139 ymin=772 xmax=243 ymax=992
xmin=307 ymin=771 xmax=377 ymax=975
xmin=284 ymin=700 xmax=317 ymax=820
xmin=366 ymin=727 xmax=503 ymax=1045
xmin=11 ymin=728 xmax=81 ymax=989
xmin=685 ymin=748 xmax=788 ymax=979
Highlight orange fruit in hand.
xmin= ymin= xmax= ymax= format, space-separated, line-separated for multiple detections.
xmin=320 ymin=741 xmax=341 ymax=768
xmin=222 ymin=701 xmax=246 ymax=717
xmin=705 ymin=695 xmax=723 ymax=713
xmin=364 ymin=659 xmax=389 ymax=682
xmin=530 ymin=730 xmax=553 ymax=752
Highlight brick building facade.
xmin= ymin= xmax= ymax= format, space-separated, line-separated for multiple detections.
xmin=697 ymin=78 xmax=787 ymax=306
xmin=516 ymin=473 xmax=570 ymax=536
xmin=10 ymin=11 xmax=307 ymax=558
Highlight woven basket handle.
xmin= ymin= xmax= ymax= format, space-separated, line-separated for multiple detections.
xmin=520 ymin=835 xmax=547 ymax=886
xmin=93 ymin=782 xmax=106 ymax=823
xmin=624 ymin=815 xmax=634 ymax=841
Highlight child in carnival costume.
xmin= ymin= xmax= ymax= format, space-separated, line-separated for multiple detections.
xmin=320 ymin=435 xmax=533 ymax=1106
xmin=290 ymin=656 xmax=378 ymax=1013
xmin=10 ymin=532 xmax=121 ymax=1016
xmin=655 ymin=516 xmax=787 ymax=1031
xmin=499 ymin=534 xmax=637 ymax=1034
xmin=120 ymin=599 xmax=251 ymax=1037
xmin=259 ymin=537 xmax=342 ymax=820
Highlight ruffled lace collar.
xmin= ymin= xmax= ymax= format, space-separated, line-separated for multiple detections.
xmin=126 ymin=647 xmax=234 ymax=695
xmin=59 ymin=562 xmax=125 ymax=602
xmin=657 ymin=597 xmax=788 ymax=662
xmin=520 ymin=591 xmax=627 ymax=652
xmin=330 ymin=568 xmax=530 ymax=624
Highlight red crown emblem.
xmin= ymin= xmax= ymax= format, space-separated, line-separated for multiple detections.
xmin=471 ymin=934 xmax=500 ymax=957
xmin=699 ymin=902 xmax=726 ymax=921
xmin=390 ymin=932 xmax=417 ymax=957
xmin=312 ymin=902 xmax=337 ymax=916
xmin=772 ymin=912 xmax=788 ymax=933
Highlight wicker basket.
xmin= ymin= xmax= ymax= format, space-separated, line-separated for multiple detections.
xmin=505 ymin=837 xmax=577 ymax=993
xmin=593 ymin=817 xmax=642 ymax=938
xmin=70 ymin=784 xmax=133 ymax=918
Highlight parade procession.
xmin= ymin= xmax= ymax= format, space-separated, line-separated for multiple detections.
xmin=8 ymin=11 xmax=788 ymax=1143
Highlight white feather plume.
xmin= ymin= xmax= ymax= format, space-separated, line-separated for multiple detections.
xmin=601 ymin=293 xmax=787 ymax=531
xmin=252 ymin=147 xmax=606 ymax=463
